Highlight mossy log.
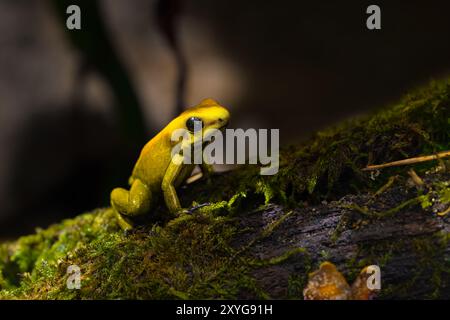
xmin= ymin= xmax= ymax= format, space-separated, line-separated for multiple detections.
xmin=0 ymin=80 xmax=449 ymax=299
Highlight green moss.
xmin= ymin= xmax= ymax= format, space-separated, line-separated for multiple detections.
xmin=343 ymin=197 xmax=422 ymax=219
xmin=436 ymin=182 xmax=450 ymax=203
xmin=418 ymin=179 xmax=450 ymax=213
xmin=377 ymin=232 xmax=450 ymax=299
xmin=248 ymin=248 xmax=307 ymax=267
xmin=189 ymin=78 xmax=449 ymax=207
xmin=0 ymin=78 xmax=449 ymax=299
xmin=339 ymin=226 xmax=450 ymax=300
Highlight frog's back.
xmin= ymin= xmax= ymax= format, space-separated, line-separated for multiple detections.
xmin=130 ymin=130 xmax=173 ymax=192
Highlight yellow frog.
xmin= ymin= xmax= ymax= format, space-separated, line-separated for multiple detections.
xmin=111 ymin=99 xmax=230 ymax=230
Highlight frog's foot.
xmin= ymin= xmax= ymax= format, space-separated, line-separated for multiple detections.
xmin=173 ymin=203 xmax=210 ymax=217
xmin=187 ymin=202 xmax=211 ymax=214
xmin=174 ymin=208 xmax=191 ymax=217
xmin=115 ymin=211 xmax=134 ymax=232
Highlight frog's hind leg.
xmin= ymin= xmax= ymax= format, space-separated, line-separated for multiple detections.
xmin=115 ymin=211 xmax=135 ymax=231
xmin=111 ymin=179 xmax=152 ymax=230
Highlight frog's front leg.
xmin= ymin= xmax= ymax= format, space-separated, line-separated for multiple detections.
xmin=161 ymin=156 xmax=191 ymax=215
xmin=111 ymin=179 xmax=152 ymax=230
xmin=200 ymin=162 xmax=215 ymax=182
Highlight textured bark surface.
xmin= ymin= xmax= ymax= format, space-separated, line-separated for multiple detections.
xmin=233 ymin=173 xmax=450 ymax=299
xmin=0 ymin=79 xmax=448 ymax=299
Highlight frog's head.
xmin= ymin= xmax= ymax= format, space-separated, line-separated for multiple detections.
xmin=183 ymin=98 xmax=230 ymax=131
xmin=170 ymin=98 xmax=230 ymax=144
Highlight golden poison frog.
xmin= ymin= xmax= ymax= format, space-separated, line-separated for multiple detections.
xmin=111 ymin=99 xmax=230 ymax=230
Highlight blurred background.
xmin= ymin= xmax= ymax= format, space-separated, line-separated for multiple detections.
xmin=0 ymin=0 xmax=449 ymax=238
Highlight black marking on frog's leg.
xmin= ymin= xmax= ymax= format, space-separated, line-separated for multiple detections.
xmin=187 ymin=202 xmax=211 ymax=214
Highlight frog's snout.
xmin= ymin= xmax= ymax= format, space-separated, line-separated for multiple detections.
xmin=218 ymin=117 xmax=229 ymax=128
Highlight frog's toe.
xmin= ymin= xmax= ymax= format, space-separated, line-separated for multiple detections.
xmin=176 ymin=208 xmax=191 ymax=216
xmin=187 ymin=202 xmax=211 ymax=214
xmin=116 ymin=212 xmax=134 ymax=231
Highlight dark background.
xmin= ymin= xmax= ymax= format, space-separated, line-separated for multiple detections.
xmin=0 ymin=0 xmax=449 ymax=238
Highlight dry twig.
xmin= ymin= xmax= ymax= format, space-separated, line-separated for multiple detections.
xmin=363 ymin=151 xmax=450 ymax=171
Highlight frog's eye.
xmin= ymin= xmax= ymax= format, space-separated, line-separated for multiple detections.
xmin=186 ymin=117 xmax=203 ymax=132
